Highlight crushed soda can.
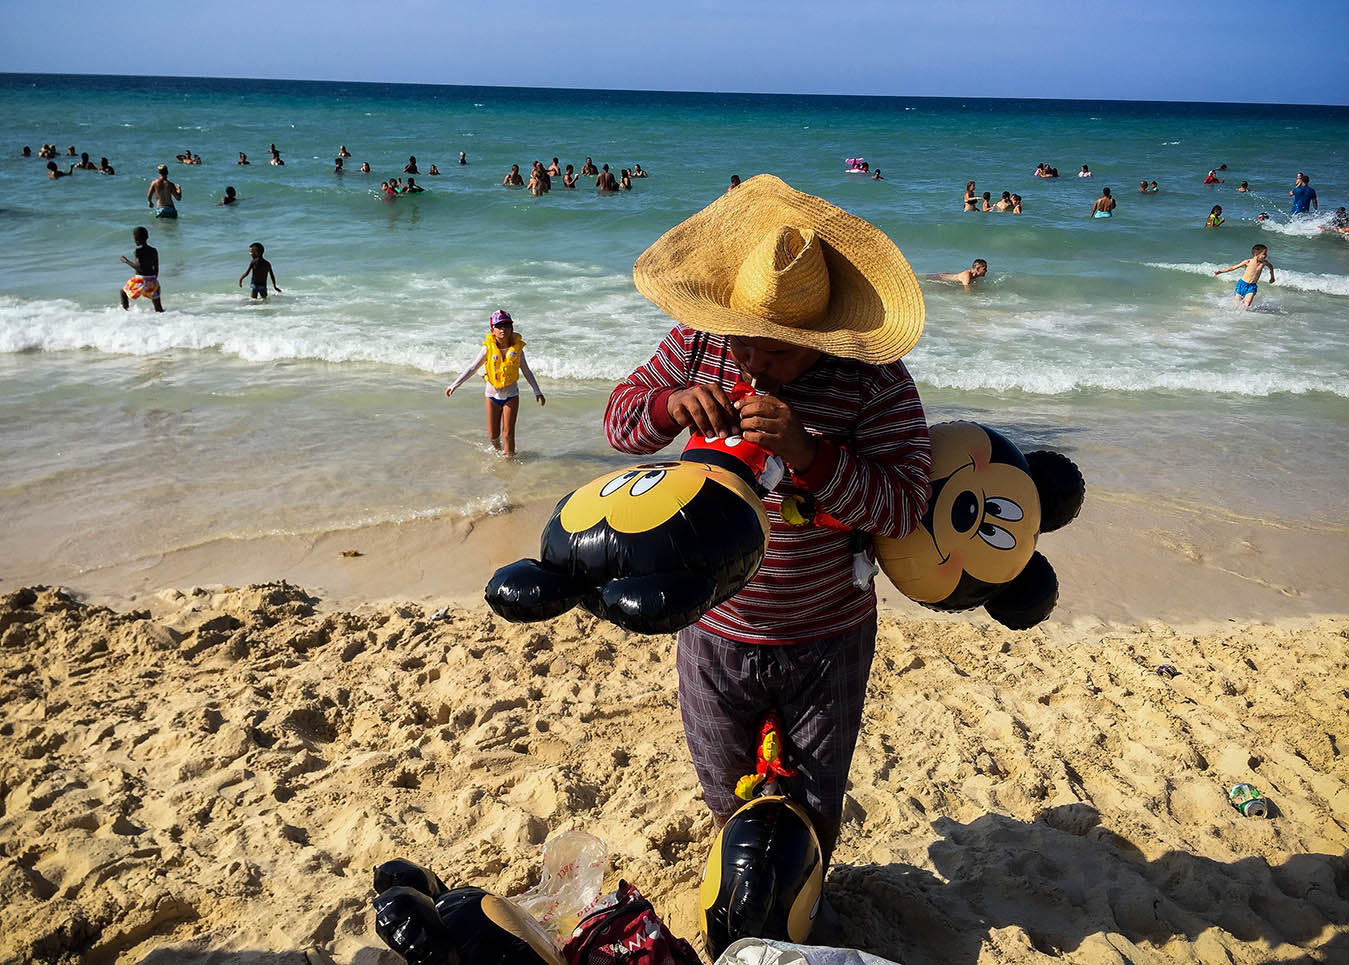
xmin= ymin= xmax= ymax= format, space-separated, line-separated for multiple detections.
xmin=1228 ymin=783 xmax=1269 ymax=818
xmin=1156 ymin=664 xmax=1179 ymax=679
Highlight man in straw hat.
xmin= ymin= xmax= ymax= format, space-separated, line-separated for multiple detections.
xmin=604 ymin=174 xmax=931 ymax=865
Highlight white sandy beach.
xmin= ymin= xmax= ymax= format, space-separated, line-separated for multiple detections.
xmin=1 ymin=490 xmax=1347 ymax=965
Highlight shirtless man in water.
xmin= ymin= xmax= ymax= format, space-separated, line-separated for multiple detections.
xmin=927 ymin=259 xmax=987 ymax=290
xmin=146 ymin=165 xmax=182 ymax=219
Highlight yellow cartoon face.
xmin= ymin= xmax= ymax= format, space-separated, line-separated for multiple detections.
xmin=876 ymin=422 xmax=1041 ymax=604
xmin=559 ymin=461 xmax=768 ymax=536
xmin=927 ymin=454 xmax=1040 ymax=585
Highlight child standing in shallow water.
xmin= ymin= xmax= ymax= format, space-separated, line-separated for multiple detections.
xmin=445 ymin=309 xmax=545 ymax=456
xmin=238 ymin=242 xmax=281 ymax=299
xmin=119 ymin=226 xmax=163 ymax=312
xmin=1215 ymin=243 xmax=1275 ymax=310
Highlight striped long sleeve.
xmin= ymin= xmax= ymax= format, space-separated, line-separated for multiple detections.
xmin=603 ymin=324 xmax=931 ymax=645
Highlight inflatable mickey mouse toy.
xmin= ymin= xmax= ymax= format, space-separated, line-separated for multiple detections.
xmin=874 ymin=421 xmax=1085 ymax=629
xmin=487 ymin=381 xmax=783 ymax=635
xmin=487 ymin=411 xmax=1083 ymax=634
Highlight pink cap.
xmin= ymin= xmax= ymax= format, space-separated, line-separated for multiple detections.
xmin=489 ymin=309 xmax=513 ymax=329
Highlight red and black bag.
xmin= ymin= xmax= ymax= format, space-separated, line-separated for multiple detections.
xmin=562 ymin=880 xmax=701 ymax=965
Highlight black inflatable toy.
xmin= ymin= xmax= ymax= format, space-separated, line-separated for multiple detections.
xmin=486 ymin=425 xmax=781 ymax=635
xmin=372 ymin=859 xmax=562 ymax=965
xmin=875 ymin=421 xmax=1084 ymax=629
xmin=699 ymin=795 xmax=824 ymax=959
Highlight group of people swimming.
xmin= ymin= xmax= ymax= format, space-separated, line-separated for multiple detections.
xmin=963 ymin=181 xmax=1022 ymax=213
xmin=28 ymin=144 xmax=116 ymax=178
xmin=502 ymin=157 xmax=649 ymax=195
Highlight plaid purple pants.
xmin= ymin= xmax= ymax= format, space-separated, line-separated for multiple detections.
xmin=675 ymin=616 xmax=877 ymax=826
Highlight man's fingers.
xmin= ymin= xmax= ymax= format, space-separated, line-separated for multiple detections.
xmin=688 ymin=398 xmax=733 ymax=437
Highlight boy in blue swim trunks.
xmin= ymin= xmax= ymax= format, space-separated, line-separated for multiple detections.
xmin=238 ymin=242 xmax=281 ymax=299
xmin=1214 ymin=243 xmax=1275 ymax=310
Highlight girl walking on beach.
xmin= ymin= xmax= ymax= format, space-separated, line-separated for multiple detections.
xmin=445 ymin=310 xmax=545 ymax=457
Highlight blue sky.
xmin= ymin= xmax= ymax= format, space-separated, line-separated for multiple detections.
xmin=4 ymin=0 xmax=1347 ymax=104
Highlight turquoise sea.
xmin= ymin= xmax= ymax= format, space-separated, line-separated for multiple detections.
xmin=1 ymin=74 xmax=1346 ymax=578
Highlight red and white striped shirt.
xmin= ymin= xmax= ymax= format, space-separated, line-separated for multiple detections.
xmin=604 ymin=324 xmax=931 ymax=645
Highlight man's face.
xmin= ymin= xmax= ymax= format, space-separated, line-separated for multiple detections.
xmin=728 ymin=335 xmax=822 ymax=392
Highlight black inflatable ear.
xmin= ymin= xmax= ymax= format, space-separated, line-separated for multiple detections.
xmin=373 ymin=886 xmax=460 ymax=965
xmin=1025 ymin=450 xmax=1085 ymax=533
xmin=983 ymin=551 xmax=1058 ymax=629
xmin=373 ymin=858 xmax=447 ymax=898
xmin=596 ymin=571 xmax=720 ymax=635
xmin=485 ymin=559 xmax=583 ymax=623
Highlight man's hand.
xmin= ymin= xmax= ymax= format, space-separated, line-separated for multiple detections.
xmin=666 ymin=384 xmax=737 ymax=438
xmin=735 ymin=393 xmax=818 ymax=471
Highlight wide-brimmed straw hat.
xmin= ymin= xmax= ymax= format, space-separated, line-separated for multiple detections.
xmin=633 ymin=174 xmax=924 ymax=363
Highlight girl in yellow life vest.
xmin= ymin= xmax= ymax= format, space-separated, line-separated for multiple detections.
xmin=445 ymin=309 xmax=545 ymax=456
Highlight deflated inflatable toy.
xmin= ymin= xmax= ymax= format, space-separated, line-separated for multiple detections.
xmin=874 ymin=421 xmax=1084 ymax=629
xmin=700 ymin=795 xmax=824 ymax=960
xmin=372 ymin=859 xmax=562 ymax=965
xmin=486 ymin=384 xmax=782 ymax=634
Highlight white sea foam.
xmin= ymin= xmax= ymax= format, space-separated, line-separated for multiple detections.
xmin=1144 ymin=263 xmax=1349 ymax=296
xmin=3 ymin=292 xmax=1343 ymax=398
xmin=1259 ymin=214 xmax=1348 ymax=238
xmin=915 ymin=359 xmax=1347 ymax=397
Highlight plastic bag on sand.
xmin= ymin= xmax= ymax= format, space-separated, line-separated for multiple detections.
xmin=715 ymin=938 xmax=902 ymax=965
xmin=510 ymin=831 xmax=609 ymax=944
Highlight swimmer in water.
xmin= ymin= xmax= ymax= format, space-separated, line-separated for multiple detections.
xmin=1206 ymin=204 xmax=1224 ymax=227
xmin=119 ymin=225 xmax=163 ymax=312
xmin=1089 ymin=187 xmax=1116 ymax=219
xmin=238 ymin=241 xmax=281 ymax=299
xmin=1215 ymin=243 xmax=1274 ymax=310
xmin=926 ymin=259 xmax=988 ymax=291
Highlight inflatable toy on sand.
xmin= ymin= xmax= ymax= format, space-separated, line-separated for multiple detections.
xmin=486 ymin=383 xmax=782 ymax=634
xmin=700 ymin=795 xmax=824 ymax=959
xmin=874 ymin=421 xmax=1084 ymax=629
xmin=372 ymin=859 xmax=562 ymax=965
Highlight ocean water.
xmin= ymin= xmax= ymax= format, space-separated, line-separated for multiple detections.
xmin=1 ymin=74 xmax=1346 ymax=576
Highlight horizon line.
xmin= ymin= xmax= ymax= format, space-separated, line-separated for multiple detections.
xmin=3 ymin=71 xmax=1347 ymax=111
